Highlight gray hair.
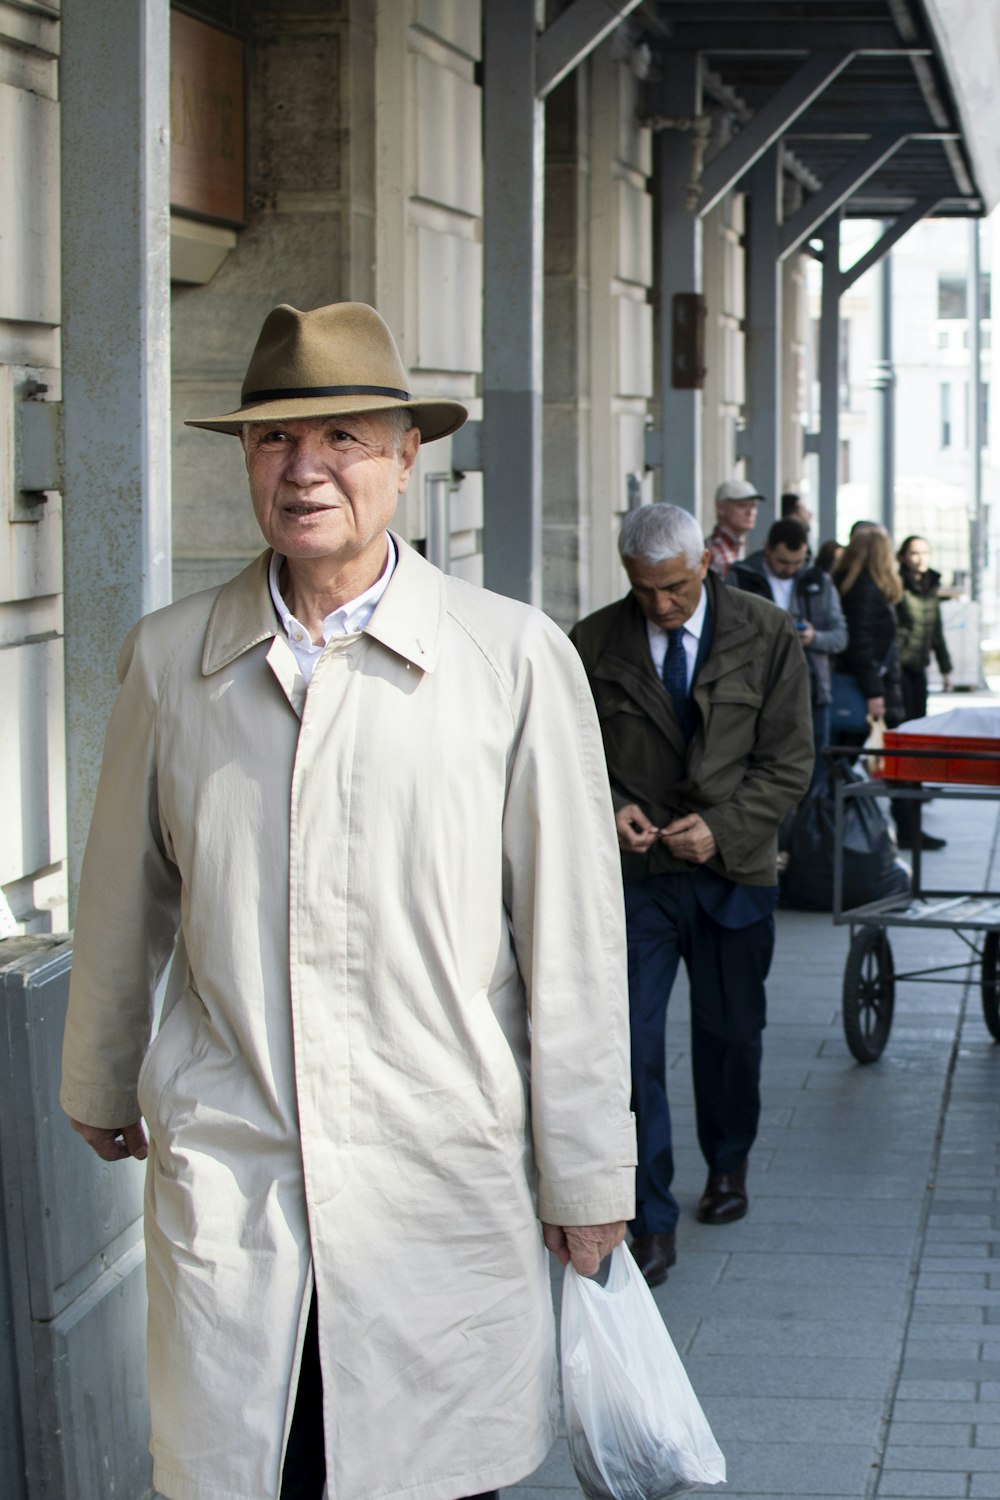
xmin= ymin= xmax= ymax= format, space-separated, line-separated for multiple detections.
xmin=241 ymin=407 xmax=415 ymax=455
xmin=618 ymin=503 xmax=705 ymax=568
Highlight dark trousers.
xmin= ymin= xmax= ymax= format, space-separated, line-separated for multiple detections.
xmin=280 ymin=1293 xmax=498 ymax=1500
xmin=900 ymin=664 xmax=929 ymax=723
xmin=624 ymin=873 xmax=772 ymax=1236
xmin=809 ymin=701 xmax=831 ymax=789
xmin=893 ymin=666 xmax=931 ymax=836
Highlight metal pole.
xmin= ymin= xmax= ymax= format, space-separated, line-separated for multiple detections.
xmin=424 ymin=474 xmax=452 ymax=575
xmin=868 ymin=231 xmax=895 ymax=534
xmin=482 ymin=0 xmax=543 ymax=604
xmin=881 ymin=246 xmax=895 ymax=540
xmin=654 ymin=51 xmax=702 ymax=513
xmin=968 ymin=217 xmax=985 ymax=604
xmin=817 ymin=212 xmax=842 ymax=543
xmin=61 ymin=0 xmax=172 ymax=915
xmin=744 ymin=145 xmax=782 ymax=519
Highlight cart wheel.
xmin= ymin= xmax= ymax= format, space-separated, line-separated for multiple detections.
xmin=981 ymin=933 xmax=1000 ymax=1043
xmin=842 ymin=929 xmax=895 ymax=1063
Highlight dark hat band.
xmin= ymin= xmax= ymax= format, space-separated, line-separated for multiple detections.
xmin=241 ymin=383 xmax=410 ymax=405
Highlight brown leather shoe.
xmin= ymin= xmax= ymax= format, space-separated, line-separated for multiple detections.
xmin=629 ymin=1232 xmax=677 ymax=1287
xmin=696 ymin=1162 xmax=749 ymax=1224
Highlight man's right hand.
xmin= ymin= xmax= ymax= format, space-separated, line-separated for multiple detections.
xmin=615 ymin=803 xmax=660 ymax=853
xmin=71 ymin=1118 xmax=148 ymax=1162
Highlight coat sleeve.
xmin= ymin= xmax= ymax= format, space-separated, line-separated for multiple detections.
xmin=60 ymin=621 xmax=182 ymax=1129
xmin=699 ymin=613 xmax=814 ymax=873
xmin=932 ymin=602 xmax=953 ymax=676
xmin=810 ymin=577 xmax=847 ymax=655
xmin=501 ymin=617 xmax=636 ymax=1227
xmin=838 ymin=575 xmax=894 ymax=700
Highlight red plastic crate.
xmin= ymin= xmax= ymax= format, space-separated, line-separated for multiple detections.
xmin=879 ymin=732 xmax=1000 ymax=785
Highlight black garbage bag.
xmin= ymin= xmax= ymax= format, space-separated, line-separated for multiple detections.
xmin=780 ymin=760 xmax=910 ymax=912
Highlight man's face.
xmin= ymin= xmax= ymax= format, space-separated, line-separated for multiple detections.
xmin=719 ymin=498 xmax=758 ymax=538
xmin=244 ymin=412 xmax=419 ymax=569
xmin=624 ymin=550 xmax=710 ymax=631
xmin=764 ymin=542 xmax=808 ymax=579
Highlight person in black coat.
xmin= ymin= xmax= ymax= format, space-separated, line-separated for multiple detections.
xmin=832 ymin=527 xmax=905 ymax=731
xmin=834 ymin=529 xmax=945 ymax=849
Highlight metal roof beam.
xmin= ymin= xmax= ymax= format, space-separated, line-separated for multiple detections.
xmin=848 ymin=195 xmax=981 ymax=216
xmin=837 ymin=196 xmax=944 ymax=291
xmin=778 ymin=130 xmax=909 ymax=259
xmin=696 ymin=48 xmax=854 ymax=218
xmin=535 ymin=0 xmax=644 ymax=100
xmin=785 ymin=126 xmax=959 ymax=141
xmin=667 ymin=22 xmax=928 ymax=55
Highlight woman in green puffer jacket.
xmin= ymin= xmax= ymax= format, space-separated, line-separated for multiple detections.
xmin=896 ymin=535 xmax=953 ymax=723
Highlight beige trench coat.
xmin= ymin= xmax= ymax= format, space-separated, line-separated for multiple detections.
xmin=61 ymin=537 xmax=636 ymax=1500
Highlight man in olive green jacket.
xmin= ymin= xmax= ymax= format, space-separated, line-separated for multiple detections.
xmin=571 ymin=504 xmax=813 ymax=1286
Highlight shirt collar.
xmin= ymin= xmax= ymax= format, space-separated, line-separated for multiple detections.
xmin=202 ymin=534 xmax=445 ymax=677
xmin=682 ymin=582 xmax=708 ymax=641
xmin=268 ymin=536 xmax=397 ymax=649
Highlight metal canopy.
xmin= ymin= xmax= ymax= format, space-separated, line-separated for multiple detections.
xmin=638 ymin=0 xmax=992 ymax=221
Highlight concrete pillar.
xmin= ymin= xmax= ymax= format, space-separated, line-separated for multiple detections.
xmin=969 ymin=216 xmax=985 ymax=604
xmin=61 ymin=0 xmax=172 ymax=914
xmin=543 ymin=71 xmax=589 ymax=627
xmin=817 ymin=212 xmax=842 ymax=544
xmin=744 ymin=146 xmax=782 ymax=516
xmin=868 ymin=238 xmax=896 ymax=535
xmin=653 ymin=51 xmax=702 ymax=513
xmin=482 ymin=0 xmax=543 ymax=604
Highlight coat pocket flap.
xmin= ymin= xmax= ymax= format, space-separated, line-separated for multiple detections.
xmin=596 ymin=692 xmax=649 ymax=720
xmin=706 ymin=681 xmax=763 ymax=708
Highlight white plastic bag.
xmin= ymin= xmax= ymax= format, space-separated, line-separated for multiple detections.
xmin=560 ymin=1243 xmax=726 ymax=1500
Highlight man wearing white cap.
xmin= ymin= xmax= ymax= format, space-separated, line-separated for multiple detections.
xmin=60 ymin=302 xmax=636 ymax=1500
xmin=706 ymin=479 xmax=764 ymax=578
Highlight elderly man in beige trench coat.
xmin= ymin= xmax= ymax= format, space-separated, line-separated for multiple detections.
xmin=60 ymin=302 xmax=637 ymax=1500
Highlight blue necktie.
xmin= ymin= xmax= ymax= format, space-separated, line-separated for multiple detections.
xmin=663 ymin=627 xmax=694 ymax=741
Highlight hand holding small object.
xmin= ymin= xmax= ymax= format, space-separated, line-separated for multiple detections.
xmin=659 ymin=814 xmax=717 ymax=864
xmin=615 ymin=804 xmax=660 ymax=853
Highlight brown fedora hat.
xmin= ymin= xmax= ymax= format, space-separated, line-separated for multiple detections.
xmin=186 ymin=302 xmax=468 ymax=442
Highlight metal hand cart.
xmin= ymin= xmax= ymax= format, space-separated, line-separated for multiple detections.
xmin=832 ymin=743 xmax=1000 ymax=1063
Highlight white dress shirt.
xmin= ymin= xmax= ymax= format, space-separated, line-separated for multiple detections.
xmin=645 ymin=583 xmax=708 ymax=689
xmin=268 ymin=537 xmax=397 ymax=683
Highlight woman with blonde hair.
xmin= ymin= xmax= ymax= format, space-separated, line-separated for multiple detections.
xmin=833 ymin=528 xmax=944 ymax=848
xmin=832 ymin=526 xmax=904 ymax=730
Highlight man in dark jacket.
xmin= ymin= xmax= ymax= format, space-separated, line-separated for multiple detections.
xmin=570 ymin=505 xmax=813 ymax=1287
xmin=729 ymin=518 xmax=847 ymax=763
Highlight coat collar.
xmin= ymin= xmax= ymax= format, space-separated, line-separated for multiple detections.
xmin=589 ymin=571 xmax=762 ymax=749
xmin=201 ymin=532 xmax=444 ymax=677
xmin=682 ymin=571 xmax=759 ymax=687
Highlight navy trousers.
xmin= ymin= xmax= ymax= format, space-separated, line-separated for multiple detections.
xmin=809 ymin=701 xmax=830 ymax=789
xmin=624 ymin=873 xmax=773 ymax=1235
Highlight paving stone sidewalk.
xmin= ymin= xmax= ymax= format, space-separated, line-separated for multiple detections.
xmin=506 ymin=778 xmax=1000 ymax=1500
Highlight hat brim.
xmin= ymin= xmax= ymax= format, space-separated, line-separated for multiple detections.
xmin=185 ymin=393 xmax=468 ymax=443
